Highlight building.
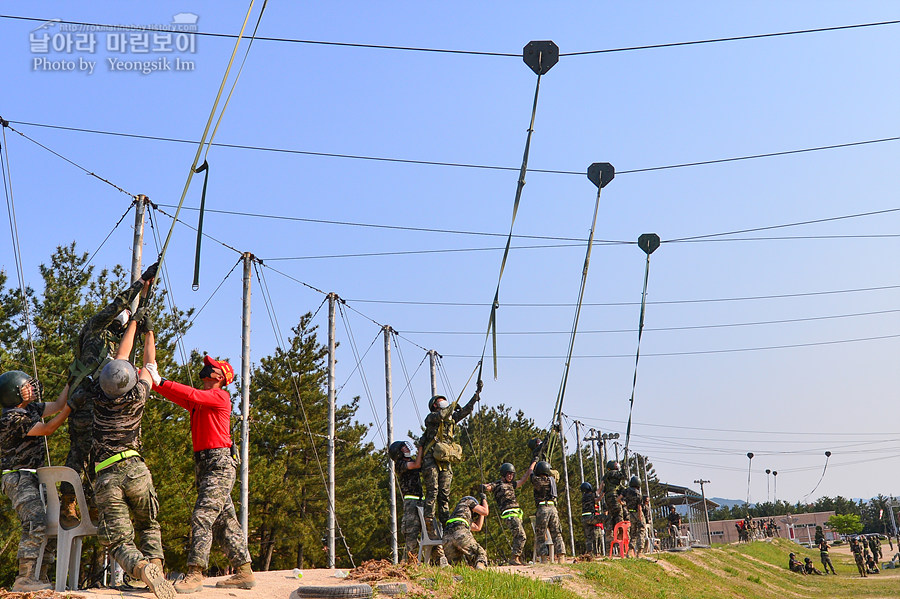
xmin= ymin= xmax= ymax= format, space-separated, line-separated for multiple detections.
xmin=707 ymin=511 xmax=837 ymax=545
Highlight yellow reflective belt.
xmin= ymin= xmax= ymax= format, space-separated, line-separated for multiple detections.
xmin=445 ymin=517 xmax=469 ymax=528
xmin=95 ymin=450 xmax=140 ymax=473
xmin=403 ymin=495 xmax=422 ymax=500
xmin=501 ymin=508 xmax=523 ymax=519
xmin=1 ymin=468 xmax=36 ymax=476
xmin=539 ymin=501 xmax=555 ymax=506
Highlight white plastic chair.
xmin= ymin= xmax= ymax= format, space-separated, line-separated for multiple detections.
xmin=530 ymin=518 xmax=555 ymax=563
xmin=416 ymin=505 xmax=444 ymax=563
xmin=35 ymin=466 xmax=98 ymax=591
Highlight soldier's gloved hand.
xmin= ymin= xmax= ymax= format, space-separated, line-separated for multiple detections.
xmin=144 ymin=363 xmax=162 ymax=386
xmin=479 ymin=484 xmax=488 ymax=494
xmin=67 ymin=390 xmax=87 ymax=413
xmin=141 ymin=261 xmax=159 ymax=283
xmin=479 ymin=493 xmax=488 ymax=503
xmin=476 ymin=379 xmax=483 ymax=394
xmin=132 ymin=307 xmax=154 ymax=333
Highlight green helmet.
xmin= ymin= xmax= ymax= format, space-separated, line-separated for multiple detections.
xmin=0 ymin=371 xmax=35 ymax=409
xmin=580 ymin=481 xmax=593 ymax=493
xmin=428 ymin=395 xmax=448 ymax=412
xmin=534 ymin=461 xmax=552 ymax=476
xmin=629 ymin=475 xmax=641 ymax=489
xmin=388 ymin=441 xmax=408 ymax=461
xmin=606 ymin=460 xmax=619 ymax=471
xmin=499 ymin=462 xmax=516 ymax=477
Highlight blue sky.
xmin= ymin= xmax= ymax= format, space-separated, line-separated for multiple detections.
xmin=1 ymin=2 xmax=899 ymax=506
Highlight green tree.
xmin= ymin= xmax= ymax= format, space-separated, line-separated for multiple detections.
xmin=827 ymin=513 xmax=862 ymax=536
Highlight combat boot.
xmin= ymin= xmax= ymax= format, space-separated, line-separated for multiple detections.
xmin=60 ymin=493 xmax=80 ymax=528
xmin=135 ymin=559 xmax=176 ymax=599
xmin=12 ymin=558 xmax=52 ymax=592
xmin=474 ymin=561 xmax=487 ymax=570
xmin=175 ymin=565 xmax=204 ymax=594
xmin=507 ymin=556 xmax=523 ymax=566
xmin=39 ymin=560 xmax=50 ymax=584
xmin=215 ymin=562 xmax=256 ymax=589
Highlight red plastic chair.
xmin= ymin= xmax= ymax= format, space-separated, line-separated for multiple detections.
xmin=608 ymin=521 xmax=630 ymax=558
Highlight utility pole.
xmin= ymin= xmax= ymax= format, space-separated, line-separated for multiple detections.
xmin=613 ymin=441 xmax=620 ymax=463
xmin=384 ymin=326 xmax=398 ymax=564
xmin=239 ymin=252 xmax=252 ymax=542
xmin=772 ymin=471 xmax=778 ymax=504
xmin=574 ymin=420 xmax=585 ymax=483
xmin=558 ymin=413 xmax=576 ymax=555
xmin=130 ymin=195 xmax=148 ymax=309
xmin=694 ymin=479 xmax=712 ymax=547
xmin=327 ymin=293 xmax=337 ymax=568
xmin=428 ymin=350 xmax=438 ymax=397
xmin=588 ymin=428 xmax=600 ymax=490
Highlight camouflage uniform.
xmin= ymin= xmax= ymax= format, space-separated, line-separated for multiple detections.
xmin=92 ymin=379 xmax=164 ymax=575
xmin=600 ymin=469 xmax=626 ymax=550
xmin=0 ymin=401 xmax=55 ymax=562
xmin=621 ymin=486 xmax=645 ymax=555
xmin=819 ymin=540 xmax=835 ymax=574
xmin=395 ymin=455 xmax=423 ymax=562
xmin=189 ymin=448 xmax=250 ymax=568
xmin=850 ymin=538 xmax=866 ymax=576
xmin=419 ymin=396 xmax=477 ymax=524
xmin=580 ymin=489 xmax=602 ymax=554
xmin=442 ymin=497 xmax=487 ymax=567
xmin=64 ymin=280 xmax=143 ymax=501
xmin=491 ymin=479 xmax=526 ymax=560
xmin=531 ymin=473 xmax=565 ymax=558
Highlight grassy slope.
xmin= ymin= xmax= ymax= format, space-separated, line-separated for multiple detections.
xmin=411 ymin=539 xmax=898 ymax=599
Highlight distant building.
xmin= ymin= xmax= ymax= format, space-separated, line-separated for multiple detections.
xmin=707 ymin=511 xmax=837 ymax=544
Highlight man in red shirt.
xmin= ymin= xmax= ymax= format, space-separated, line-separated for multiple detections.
xmin=150 ymin=355 xmax=254 ymax=593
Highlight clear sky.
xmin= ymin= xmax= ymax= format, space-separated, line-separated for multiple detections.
xmin=1 ymin=2 xmax=898 ymax=506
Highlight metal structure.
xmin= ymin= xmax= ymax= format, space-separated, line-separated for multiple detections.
xmin=327 ymin=293 xmax=336 ymax=567
xmin=239 ymin=252 xmax=252 ymax=541
xmin=655 ymin=483 xmax=719 ymax=548
xmin=384 ymin=326 xmax=397 ymax=564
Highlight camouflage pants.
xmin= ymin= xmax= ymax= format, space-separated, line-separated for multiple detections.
xmin=501 ymin=512 xmax=526 ymax=559
xmin=399 ymin=498 xmax=422 ymax=562
xmin=93 ymin=457 xmax=163 ymax=576
xmin=820 ymin=552 xmax=835 ymax=574
xmin=535 ymin=505 xmax=565 ymax=557
xmin=62 ymin=393 xmax=95 ymax=501
xmin=2 ymin=471 xmax=55 ymax=561
xmin=581 ymin=514 xmax=602 ymax=554
xmin=443 ymin=525 xmax=486 ymax=567
xmin=189 ymin=448 xmax=251 ymax=568
xmin=604 ymin=502 xmax=624 ymax=551
xmin=853 ymin=552 xmax=866 ymax=576
xmin=421 ymin=465 xmax=452 ymax=524
xmin=629 ymin=518 xmax=645 ymax=555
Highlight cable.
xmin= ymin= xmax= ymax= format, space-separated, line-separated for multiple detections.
xmin=80 ymin=200 xmax=137 ymax=273
xmin=335 ymin=304 xmax=385 ymax=444
xmin=14 ymin=119 xmax=900 ymax=178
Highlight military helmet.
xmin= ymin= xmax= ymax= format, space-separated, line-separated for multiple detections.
xmin=527 ymin=438 xmax=543 ymax=451
xmin=580 ymin=481 xmax=593 ymax=493
xmin=0 ymin=370 xmax=34 ymax=409
xmin=107 ymin=309 xmax=131 ymax=336
xmin=606 ymin=460 xmax=620 ymax=471
xmin=388 ymin=441 xmax=408 ymax=461
xmin=499 ymin=462 xmax=516 ymax=477
xmin=428 ymin=395 xmax=448 ymax=412
xmin=99 ymin=359 xmax=138 ymax=398
xmin=629 ymin=475 xmax=641 ymax=489
xmin=461 ymin=495 xmax=478 ymax=507
xmin=534 ymin=461 xmax=552 ymax=476
xmin=789 ymin=552 xmax=795 ymax=558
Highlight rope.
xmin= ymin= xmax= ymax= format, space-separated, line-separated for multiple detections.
xmin=80 ymin=199 xmax=136 ymax=274
xmin=802 ymin=452 xmax=832 ymax=503
xmin=335 ymin=304 xmax=385 ymax=444
xmin=390 ymin=333 xmax=423 ymax=426
xmin=0 ymin=124 xmax=49 ymax=466
xmin=253 ymin=263 xmax=356 ymax=567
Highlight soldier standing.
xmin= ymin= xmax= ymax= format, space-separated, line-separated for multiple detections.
xmin=484 ymin=460 xmax=535 ymax=565
xmin=598 ymin=460 xmax=627 ymax=553
xmin=388 ymin=441 xmax=422 ymax=563
xmin=850 ymin=537 xmax=867 ymax=577
xmin=621 ymin=476 xmax=649 ymax=558
xmin=151 ymin=353 xmax=255 ymax=592
xmin=579 ymin=482 xmax=602 ymax=556
xmin=442 ymin=494 xmax=489 ymax=569
xmin=667 ymin=506 xmax=683 ymax=548
xmin=818 ymin=538 xmax=836 ymax=574
xmin=91 ymin=316 xmax=175 ymax=599
xmin=530 ymin=460 xmax=565 ymax=563
xmin=0 ymin=372 xmax=72 ymax=591
xmin=62 ymin=263 xmax=158 ymax=525
xmin=417 ymin=382 xmax=481 ymax=562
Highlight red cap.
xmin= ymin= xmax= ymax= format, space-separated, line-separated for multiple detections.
xmin=204 ymin=354 xmax=234 ymax=385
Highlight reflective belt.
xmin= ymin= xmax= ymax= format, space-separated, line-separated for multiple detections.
xmin=581 ymin=512 xmax=595 ymax=516
xmin=1 ymin=468 xmax=36 ymax=476
xmin=403 ymin=495 xmax=422 ymax=501
xmin=445 ymin=517 xmax=469 ymax=528
xmin=538 ymin=501 xmax=555 ymax=506
xmin=501 ymin=508 xmax=523 ymax=519
xmin=95 ymin=450 xmax=140 ymax=473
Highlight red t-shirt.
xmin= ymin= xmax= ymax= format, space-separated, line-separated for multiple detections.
xmin=153 ymin=379 xmax=233 ymax=452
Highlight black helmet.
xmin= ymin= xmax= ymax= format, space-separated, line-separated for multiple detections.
xmin=388 ymin=441 xmax=408 ymax=461
xmin=789 ymin=552 xmax=795 ymax=557
xmin=461 ymin=495 xmax=478 ymax=507
xmin=606 ymin=460 xmax=619 ymax=471
xmin=527 ymin=438 xmax=543 ymax=451
xmin=99 ymin=359 xmax=138 ymax=398
xmin=0 ymin=370 xmax=37 ymax=409
xmin=428 ymin=395 xmax=448 ymax=412
xmin=629 ymin=475 xmax=641 ymax=489
xmin=499 ymin=462 xmax=516 ymax=477
xmin=580 ymin=481 xmax=593 ymax=493
xmin=534 ymin=461 xmax=552 ymax=476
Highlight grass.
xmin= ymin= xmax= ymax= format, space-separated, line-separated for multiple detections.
xmin=409 ymin=565 xmax=582 ymax=599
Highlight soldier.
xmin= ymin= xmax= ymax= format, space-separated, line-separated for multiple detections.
xmin=388 ymin=440 xmax=422 ymax=563
xmin=579 ymin=482 xmax=602 ymax=556
xmin=666 ymin=506 xmax=683 ymax=548
xmin=819 ymin=538 xmax=836 ymax=574
xmin=484 ymin=460 xmax=535 ymax=565
xmin=443 ymin=494 xmax=489 ymax=569
xmin=598 ymin=460 xmax=627 ymax=553
xmin=803 ymin=557 xmax=823 ymax=575
xmin=62 ymin=263 xmax=158 ymax=525
xmin=92 ymin=316 xmax=175 ymax=599
xmin=530 ymin=460 xmax=565 ymax=563
xmin=417 ymin=382 xmax=481 ymax=562
xmin=788 ymin=552 xmax=806 ymax=574
xmin=150 ymin=353 xmax=255 ymax=592
xmin=850 ymin=536 xmax=867 ymax=577
xmin=0 ymin=371 xmax=72 ymax=591
xmin=868 ymin=535 xmax=883 ymax=562
xmin=621 ymin=476 xmax=649 ymax=558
